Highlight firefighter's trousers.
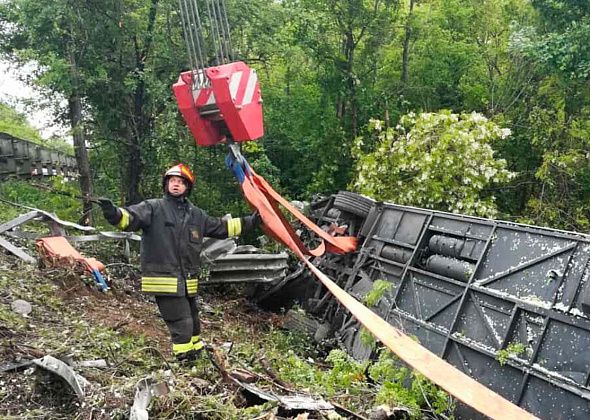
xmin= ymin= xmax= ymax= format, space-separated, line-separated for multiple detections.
xmin=156 ymin=295 xmax=204 ymax=357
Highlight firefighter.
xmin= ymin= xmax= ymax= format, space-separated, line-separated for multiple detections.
xmin=98 ymin=163 xmax=260 ymax=361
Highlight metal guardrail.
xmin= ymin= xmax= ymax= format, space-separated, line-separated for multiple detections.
xmin=305 ymin=192 xmax=590 ymax=420
xmin=0 ymin=132 xmax=77 ymax=178
xmin=207 ymin=252 xmax=289 ymax=283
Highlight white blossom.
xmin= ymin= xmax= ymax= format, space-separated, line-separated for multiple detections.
xmin=500 ymin=128 xmax=512 ymax=139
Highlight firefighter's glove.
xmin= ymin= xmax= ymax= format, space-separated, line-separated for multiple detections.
xmin=242 ymin=211 xmax=262 ymax=232
xmin=97 ymin=198 xmax=121 ymax=225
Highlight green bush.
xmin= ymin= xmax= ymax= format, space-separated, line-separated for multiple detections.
xmin=0 ymin=178 xmax=82 ymax=223
xmin=352 ymin=111 xmax=514 ymax=218
xmin=369 ymin=349 xmax=455 ymax=418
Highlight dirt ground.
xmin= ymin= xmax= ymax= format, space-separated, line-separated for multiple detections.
xmin=0 ymin=250 xmax=295 ymax=419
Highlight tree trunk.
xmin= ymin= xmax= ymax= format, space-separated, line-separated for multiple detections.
xmin=346 ymin=29 xmax=358 ymax=137
xmin=401 ymin=0 xmax=415 ymax=86
xmin=126 ymin=66 xmax=145 ymax=205
xmin=124 ymin=0 xmax=159 ymax=205
xmin=67 ymin=49 xmax=93 ymax=225
xmin=126 ymin=135 xmax=142 ymax=205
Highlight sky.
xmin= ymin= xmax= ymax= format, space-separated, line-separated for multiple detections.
xmin=0 ymin=59 xmax=68 ymax=139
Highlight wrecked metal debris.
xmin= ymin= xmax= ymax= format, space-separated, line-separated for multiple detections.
xmin=236 ymin=380 xmax=334 ymax=412
xmin=1 ymin=207 xmax=288 ymax=289
xmin=205 ymin=252 xmax=289 ymax=284
xmin=289 ymin=191 xmax=590 ymax=419
xmin=31 ymin=355 xmax=89 ymax=400
xmin=0 ymin=360 xmax=34 ymax=373
xmin=129 ymin=377 xmax=170 ymax=420
xmin=0 ymin=207 xmax=138 ymax=264
xmin=282 ymin=309 xmax=331 ymax=343
xmin=74 ymin=359 xmax=108 ymax=369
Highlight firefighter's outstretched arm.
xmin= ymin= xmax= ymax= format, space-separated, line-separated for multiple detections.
xmin=97 ymin=197 xmax=151 ymax=231
xmin=203 ymin=210 xmax=261 ymax=239
xmin=97 ymin=198 xmax=122 ymax=226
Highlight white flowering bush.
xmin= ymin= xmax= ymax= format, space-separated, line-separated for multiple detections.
xmin=351 ymin=111 xmax=515 ymax=218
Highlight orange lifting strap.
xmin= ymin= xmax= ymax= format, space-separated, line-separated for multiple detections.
xmin=226 ymin=154 xmax=357 ymax=256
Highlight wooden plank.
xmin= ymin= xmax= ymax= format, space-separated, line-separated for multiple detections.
xmin=0 ymin=236 xmax=36 ymax=264
xmin=304 ymin=258 xmax=539 ymax=420
xmin=0 ymin=211 xmax=40 ymax=234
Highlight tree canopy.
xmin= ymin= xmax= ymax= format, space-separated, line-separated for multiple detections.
xmin=0 ymin=0 xmax=589 ymax=230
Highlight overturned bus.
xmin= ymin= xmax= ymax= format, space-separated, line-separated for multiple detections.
xmin=267 ymin=191 xmax=590 ymax=419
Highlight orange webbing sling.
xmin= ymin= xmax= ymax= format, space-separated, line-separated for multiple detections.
xmin=226 ymin=154 xmax=538 ymax=419
xmin=226 ymin=154 xmax=357 ymax=256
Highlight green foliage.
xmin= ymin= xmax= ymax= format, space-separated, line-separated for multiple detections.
xmin=274 ymin=348 xmax=369 ymax=401
xmin=2 ymin=0 xmax=590 ymax=234
xmin=0 ymin=276 xmax=27 ymax=330
xmin=0 ymin=102 xmax=43 ymax=143
xmin=323 ymin=349 xmax=370 ymax=393
xmin=42 ymin=136 xmax=74 ymax=155
xmin=511 ymin=22 xmax=590 ymax=81
xmin=0 ymin=102 xmax=72 ymax=153
xmin=0 ymin=178 xmax=82 ymax=222
xmin=369 ymin=349 xmax=455 ymax=418
xmin=352 ymin=111 xmax=514 ymax=217
xmin=364 ymin=279 xmax=392 ymax=307
xmin=503 ymin=74 xmax=590 ymax=230
xmin=359 ymin=326 xmax=377 ymax=350
xmin=0 ymin=200 xmax=22 ymax=224
xmin=511 ymin=0 xmax=590 ymax=81
xmin=501 ymin=0 xmax=590 ymax=230
xmin=497 ymin=342 xmax=527 ymax=366
xmin=358 ymin=280 xmax=393 ymax=350
xmin=256 ymin=332 xmax=454 ymax=417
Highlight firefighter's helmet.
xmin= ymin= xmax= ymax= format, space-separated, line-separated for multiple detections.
xmin=163 ymin=163 xmax=195 ymax=196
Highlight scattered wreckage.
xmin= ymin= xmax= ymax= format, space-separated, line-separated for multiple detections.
xmin=0 ymin=203 xmax=288 ymax=289
xmin=262 ymin=191 xmax=590 ymax=419
xmin=0 ymin=204 xmax=295 ymax=419
xmin=6 ymin=190 xmax=590 ymax=419
xmin=0 ymin=331 xmax=343 ymax=419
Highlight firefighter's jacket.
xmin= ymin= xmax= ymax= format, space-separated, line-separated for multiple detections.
xmin=118 ymin=195 xmax=246 ymax=297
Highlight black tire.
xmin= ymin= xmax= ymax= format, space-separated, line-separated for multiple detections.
xmin=332 ymin=191 xmax=374 ymax=218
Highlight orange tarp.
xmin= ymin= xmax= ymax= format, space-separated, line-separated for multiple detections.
xmin=36 ymin=236 xmax=105 ymax=273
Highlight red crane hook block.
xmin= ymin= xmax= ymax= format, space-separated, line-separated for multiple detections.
xmin=173 ymin=61 xmax=264 ymax=146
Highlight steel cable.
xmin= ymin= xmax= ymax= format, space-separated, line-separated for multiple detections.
xmin=219 ymin=0 xmax=233 ymax=61
xmin=207 ymin=0 xmax=226 ymax=65
xmin=178 ymin=0 xmax=197 ymax=73
xmin=178 ymin=0 xmax=234 ymax=73
xmin=213 ymin=0 xmax=231 ymax=63
xmin=188 ymin=0 xmax=208 ymax=84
